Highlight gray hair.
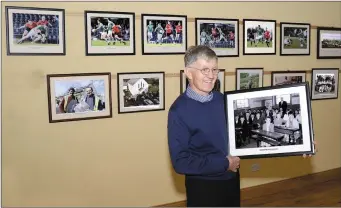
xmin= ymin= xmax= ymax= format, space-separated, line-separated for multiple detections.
xmin=184 ymin=45 xmax=217 ymax=67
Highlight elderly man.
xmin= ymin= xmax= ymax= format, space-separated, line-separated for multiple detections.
xmin=167 ymin=45 xmax=241 ymax=207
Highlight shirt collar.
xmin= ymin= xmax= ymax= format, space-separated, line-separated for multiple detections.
xmin=185 ymin=85 xmax=213 ymax=103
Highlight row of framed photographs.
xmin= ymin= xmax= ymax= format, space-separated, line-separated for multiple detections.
xmin=181 ymin=68 xmax=340 ymax=100
xmin=5 ymin=6 xmax=341 ymax=58
xmin=46 ymin=68 xmax=339 ymax=123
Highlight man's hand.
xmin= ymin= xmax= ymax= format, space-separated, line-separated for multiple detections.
xmin=226 ymin=155 xmax=240 ymax=172
xmin=303 ymin=140 xmax=317 ymax=158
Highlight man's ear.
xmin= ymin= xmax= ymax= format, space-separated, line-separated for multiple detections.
xmin=184 ymin=67 xmax=192 ymax=80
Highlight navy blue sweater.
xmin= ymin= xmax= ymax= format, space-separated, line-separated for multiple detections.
xmin=167 ymin=91 xmax=236 ymax=180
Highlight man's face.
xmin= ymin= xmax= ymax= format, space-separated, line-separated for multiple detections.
xmin=68 ymin=90 xmax=74 ymax=96
xmin=185 ymin=58 xmax=218 ymax=96
xmin=86 ymin=88 xmax=93 ymax=95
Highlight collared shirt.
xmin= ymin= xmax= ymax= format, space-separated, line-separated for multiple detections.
xmin=186 ymin=85 xmax=213 ymax=103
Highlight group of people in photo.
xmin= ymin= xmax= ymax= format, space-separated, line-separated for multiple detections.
xmin=235 ymin=97 xmax=302 ymax=148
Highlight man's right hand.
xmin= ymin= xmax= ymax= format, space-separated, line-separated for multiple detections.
xmin=226 ymin=155 xmax=240 ymax=172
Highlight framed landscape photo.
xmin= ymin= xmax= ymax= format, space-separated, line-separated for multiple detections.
xmin=243 ymin=19 xmax=276 ymax=55
xmin=317 ymin=27 xmax=341 ymax=59
xmin=46 ymin=72 xmax=112 ymax=123
xmin=311 ymin=68 xmax=339 ymax=100
xmin=180 ymin=69 xmax=225 ymax=94
xmin=224 ymin=82 xmax=315 ymax=159
xmin=271 ymin=71 xmax=306 ymax=86
xmin=236 ymin=68 xmax=263 ymax=90
xmin=141 ymin=13 xmax=187 ymax=55
xmin=280 ymin=22 xmax=310 ymax=56
xmin=5 ymin=6 xmax=65 ymax=55
xmin=195 ymin=18 xmax=239 ymax=57
xmin=117 ymin=72 xmax=165 ymax=113
xmin=85 ymin=10 xmax=135 ymax=55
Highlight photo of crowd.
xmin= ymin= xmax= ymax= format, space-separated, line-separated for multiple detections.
xmin=233 ymin=93 xmax=302 ymax=149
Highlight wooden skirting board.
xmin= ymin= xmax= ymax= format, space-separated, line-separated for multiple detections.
xmin=154 ymin=167 xmax=341 ymax=207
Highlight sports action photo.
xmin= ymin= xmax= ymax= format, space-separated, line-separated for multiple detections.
xmin=195 ymin=18 xmax=239 ymax=57
xmin=85 ymin=11 xmax=135 ymax=55
xmin=6 ymin=6 xmax=65 ymax=55
xmin=142 ymin=14 xmax=187 ymax=54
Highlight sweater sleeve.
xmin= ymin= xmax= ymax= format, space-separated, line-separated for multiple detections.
xmin=167 ymin=107 xmax=230 ymax=175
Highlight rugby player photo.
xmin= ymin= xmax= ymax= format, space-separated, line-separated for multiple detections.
xmin=243 ymin=19 xmax=276 ymax=55
xmin=6 ymin=6 xmax=65 ymax=55
xmin=195 ymin=18 xmax=239 ymax=57
xmin=85 ymin=11 xmax=135 ymax=55
xmin=280 ymin=23 xmax=311 ymax=56
xmin=142 ymin=14 xmax=187 ymax=54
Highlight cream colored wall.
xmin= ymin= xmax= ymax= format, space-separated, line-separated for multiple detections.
xmin=2 ymin=1 xmax=341 ymax=207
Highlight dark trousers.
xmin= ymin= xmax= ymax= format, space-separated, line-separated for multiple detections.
xmin=185 ymin=172 xmax=240 ymax=207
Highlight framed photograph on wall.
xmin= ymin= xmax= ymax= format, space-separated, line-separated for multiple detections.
xmin=280 ymin=22 xmax=311 ymax=56
xmin=311 ymin=68 xmax=339 ymax=100
xmin=224 ymin=82 xmax=315 ymax=159
xmin=243 ymin=19 xmax=276 ymax=55
xmin=5 ymin=6 xmax=65 ymax=55
xmin=195 ymin=18 xmax=239 ymax=57
xmin=117 ymin=72 xmax=165 ymax=113
xmin=46 ymin=72 xmax=112 ymax=123
xmin=236 ymin=68 xmax=263 ymax=90
xmin=84 ymin=10 xmax=135 ymax=56
xmin=180 ymin=69 xmax=225 ymax=94
xmin=271 ymin=71 xmax=306 ymax=86
xmin=141 ymin=13 xmax=187 ymax=55
xmin=317 ymin=27 xmax=341 ymax=59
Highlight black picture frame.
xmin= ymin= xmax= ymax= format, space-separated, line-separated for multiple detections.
xmin=311 ymin=68 xmax=339 ymax=100
xmin=195 ymin=18 xmax=239 ymax=57
xmin=243 ymin=19 xmax=277 ymax=55
xmin=5 ymin=6 xmax=66 ymax=56
xmin=271 ymin=71 xmax=307 ymax=86
xmin=316 ymin=27 xmax=341 ymax=59
xmin=235 ymin=68 xmax=264 ymax=90
xmin=117 ymin=72 xmax=165 ymax=113
xmin=280 ymin=22 xmax=311 ymax=56
xmin=46 ymin=72 xmax=112 ymax=123
xmin=141 ymin=13 xmax=187 ymax=55
xmin=224 ymin=82 xmax=315 ymax=159
xmin=180 ymin=69 xmax=225 ymax=94
xmin=84 ymin=10 xmax=136 ymax=56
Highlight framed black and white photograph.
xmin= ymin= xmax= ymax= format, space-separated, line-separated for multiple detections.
xmin=225 ymin=82 xmax=315 ymax=159
xmin=243 ymin=19 xmax=276 ymax=55
xmin=141 ymin=13 xmax=187 ymax=55
xmin=236 ymin=68 xmax=263 ymax=90
xmin=85 ymin=10 xmax=135 ymax=55
xmin=195 ymin=18 xmax=239 ymax=57
xmin=317 ymin=27 xmax=341 ymax=59
xmin=46 ymin=72 xmax=112 ymax=123
xmin=271 ymin=71 xmax=306 ymax=86
xmin=180 ymin=69 xmax=225 ymax=94
xmin=311 ymin=68 xmax=339 ymax=100
xmin=117 ymin=72 xmax=165 ymax=113
xmin=5 ymin=6 xmax=65 ymax=55
xmin=280 ymin=22 xmax=310 ymax=56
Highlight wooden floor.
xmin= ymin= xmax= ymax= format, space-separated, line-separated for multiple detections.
xmin=156 ymin=168 xmax=341 ymax=207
